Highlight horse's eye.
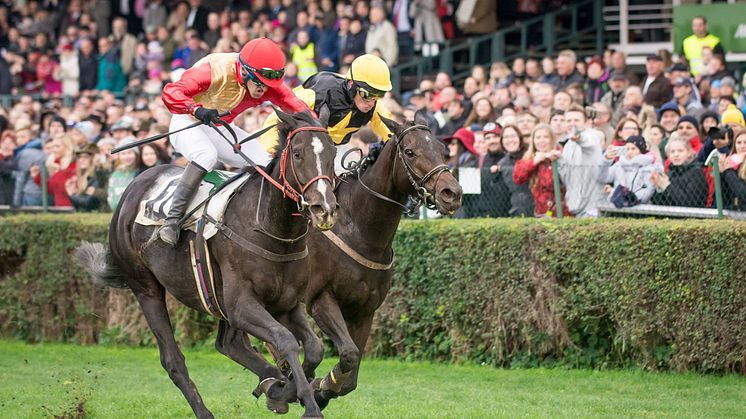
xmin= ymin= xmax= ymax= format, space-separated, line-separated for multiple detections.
xmin=293 ymin=151 xmax=301 ymax=159
xmin=404 ymin=149 xmax=415 ymax=158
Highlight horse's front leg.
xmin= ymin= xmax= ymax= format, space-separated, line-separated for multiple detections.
xmin=281 ymin=302 xmax=324 ymax=381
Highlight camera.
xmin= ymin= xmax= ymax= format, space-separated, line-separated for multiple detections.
xmin=708 ymin=126 xmax=733 ymax=141
xmin=585 ymin=106 xmax=599 ymax=120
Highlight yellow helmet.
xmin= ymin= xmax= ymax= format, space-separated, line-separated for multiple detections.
xmin=346 ymin=54 xmax=392 ymax=93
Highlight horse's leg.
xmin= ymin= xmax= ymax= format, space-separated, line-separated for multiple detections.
xmin=308 ymin=292 xmax=361 ymax=408
xmin=281 ymin=303 xmax=324 ymax=381
xmin=335 ymin=315 xmax=375 ymax=397
xmin=229 ymin=296 xmax=323 ymax=418
xmin=214 ymin=320 xmax=292 ymax=414
xmin=134 ymin=285 xmax=213 ymax=419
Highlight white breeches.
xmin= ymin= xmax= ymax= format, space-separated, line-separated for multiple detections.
xmin=169 ymin=114 xmax=273 ymax=170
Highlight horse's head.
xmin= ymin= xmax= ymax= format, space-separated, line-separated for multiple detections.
xmin=275 ymin=108 xmax=338 ymax=230
xmin=380 ymin=117 xmax=462 ymax=215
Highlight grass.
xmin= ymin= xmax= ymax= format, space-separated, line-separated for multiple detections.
xmin=2 ymin=340 xmax=745 ymax=418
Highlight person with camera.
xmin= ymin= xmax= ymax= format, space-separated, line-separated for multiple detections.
xmin=696 ymin=124 xmax=733 ymax=163
xmin=650 ymin=136 xmax=708 ymax=208
xmin=557 ymin=105 xmax=607 ymax=218
xmin=598 ymin=135 xmax=661 ymax=207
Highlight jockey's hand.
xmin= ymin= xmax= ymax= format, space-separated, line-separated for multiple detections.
xmin=368 ymin=142 xmax=384 ymax=162
xmin=194 ymin=107 xmax=220 ymax=124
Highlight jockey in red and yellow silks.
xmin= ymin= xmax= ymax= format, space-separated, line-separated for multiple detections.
xmin=157 ymin=38 xmax=309 ymax=247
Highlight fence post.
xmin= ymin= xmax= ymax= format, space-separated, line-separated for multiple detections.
xmin=41 ymin=164 xmax=48 ymax=214
xmin=543 ymin=13 xmax=555 ymax=55
xmin=712 ymin=159 xmax=724 ymax=219
xmin=593 ymin=0 xmax=604 ymax=54
xmin=552 ymin=160 xmax=563 ymax=219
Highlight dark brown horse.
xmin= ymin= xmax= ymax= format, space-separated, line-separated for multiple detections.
xmin=304 ymin=119 xmax=463 ymax=408
xmin=77 ymin=110 xmax=338 ymax=419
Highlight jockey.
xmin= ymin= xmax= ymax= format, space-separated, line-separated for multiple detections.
xmin=259 ymin=54 xmax=393 ymax=152
xmin=159 ymin=38 xmax=309 ymax=247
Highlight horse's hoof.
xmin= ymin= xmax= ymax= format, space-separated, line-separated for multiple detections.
xmin=310 ymin=378 xmax=322 ymax=391
xmin=266 ymin=397 xmax=289 ymax=415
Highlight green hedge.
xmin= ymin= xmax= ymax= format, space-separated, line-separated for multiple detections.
xmin=0 ymin=214 xmax=744 ymax=373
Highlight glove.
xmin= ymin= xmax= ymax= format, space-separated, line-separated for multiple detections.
xmin=367 ymin=141 xmax=384 ymax=162
xmin=194 ymin=107 xmax=220 ymax=124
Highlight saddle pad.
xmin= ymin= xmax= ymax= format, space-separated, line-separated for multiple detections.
xmin=135 ymin=170 xmax=248 ymax=239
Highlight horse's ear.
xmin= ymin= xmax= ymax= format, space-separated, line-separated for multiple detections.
xmin=274 ymin=106 xmax=298 ymax=130
xmin=380 ymin=115 xmax=402 ymax=137
xmin=413 ymin=110 xmax=430 ymax=127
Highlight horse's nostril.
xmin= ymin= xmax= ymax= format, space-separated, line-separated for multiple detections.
xmin=310 ymin=204 xmax=325 ymax=216
xmin=441 ymin=188 xmax=456 ymax=200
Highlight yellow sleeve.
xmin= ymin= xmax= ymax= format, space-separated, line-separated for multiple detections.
xmin=258 ymin=86 xmax=316 ymax=154
xmin=370 ymin=101 xmax=393 ymax=142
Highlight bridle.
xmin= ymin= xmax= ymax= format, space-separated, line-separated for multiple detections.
xmin=355 ymin=124 xmax=450 ymax=216
xmin=209 ymin=119 xmax=334 ymax=212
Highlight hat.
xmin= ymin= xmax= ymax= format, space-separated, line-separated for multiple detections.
xmin=721 ymin=76 xmax=736 ymax=88
xmin=625 ymin=135 xmax=648 ymax=154
xmin=673 ymin=77 xmax=693 ymax=87
xmin=677 ymin=115 xmax=700 ymax=131
xmin=609 ymin=70 xmax=627 ymax=81
xmin=483 ymin=122 xmax=502 ymax=136
xmin=411 ymin=89 xmax=424 ymax=98
xmin=116 ymin=136 xmax=140 ymax=153
xmin=73 ymin=121 xmax=95 ymax=141
xmin=646 ymin=54 xmax=663 ymax=62
xmin=96 ymin=137 xmax=117 ymax=148
xmin=84 ymin=114 xmax=103 ymax=125
xmin=721 ymin=104 xmax=745 ymax=127
xmin=75 ymin=143 xmax=99 ymax=156
xmin=658 ymin=102 xmax=680 ymax=120
xmin=110 ymin=118 xmax=133 ymax=132
xmin=669 ymin=62 xmax=689 ymax=73
xmin=443 ymin=128 xmax=477 ymax=155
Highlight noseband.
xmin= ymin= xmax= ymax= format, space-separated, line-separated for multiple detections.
xmin=356 ymin=124 xmax=450 ymax=215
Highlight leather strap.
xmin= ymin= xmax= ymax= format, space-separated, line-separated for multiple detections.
xmin=321 ymin=230 xmax=393 ymax=271
xmin=205 ymin=214 xmax=309 ymax=262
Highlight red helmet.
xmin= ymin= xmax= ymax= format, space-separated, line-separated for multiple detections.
xmin=237 ymin=38 xmax=286 ymax=89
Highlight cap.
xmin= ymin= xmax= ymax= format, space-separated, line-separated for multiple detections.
xmin=658 ymin=102 xmax=681 ymax=120
xmin=116 ymin=136 xmax=140 ymax=153
xmin=678 ymin=115 xmax=700 ymax=131
xmin=646 ymin=54 xmax=663 ymax=62
xmin=673 ymin=77 xmax=693 ymax=87
xmin=411 ymin=89 xmax=424 ymax=98
xmin=110 ymin=118 xmax=134 ymax=132
xmin=96 ymin=137 xmax=117 ymax=148
xmin=669 ymin=62 xmax=689 ymax=73
xmin=625 ymin=135 xmax=648 ymax=154
xmin=483 ymin=122 xmax=502 ymax=136
xmin=721 ymin=76 xmax=736 ymax=88
xmin=443 ymin=128 xmax=477 ymax=155
xmin=609 ymin=70 xmax=627 ymax=81
xmin=73 ymin=121 xmax=95 ymax=140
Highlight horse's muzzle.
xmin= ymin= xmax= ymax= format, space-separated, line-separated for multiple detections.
xmin=309 ymin=203 xmax=338 ymax=230
xmin=435 ymin=180 xmax=463 ymax=215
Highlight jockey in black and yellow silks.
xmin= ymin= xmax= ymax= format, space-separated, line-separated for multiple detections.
xmin=259 ymin=54 xmax=393 ymax=154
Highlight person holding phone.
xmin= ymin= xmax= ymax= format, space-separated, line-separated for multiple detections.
xmin=599 ymin=135 xmax=661 ymax=206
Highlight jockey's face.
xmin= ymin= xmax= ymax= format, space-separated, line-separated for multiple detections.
xmin=353 ymin=93 xmax=376 ymax=113
xmin=247 ymin=79 xmax=267 ymax=99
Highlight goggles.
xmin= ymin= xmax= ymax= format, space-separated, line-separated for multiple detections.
xmin=356 ymin=84 xmax=386 ymax=101
xmin=238 ymin=56 xmax=284 ymax=86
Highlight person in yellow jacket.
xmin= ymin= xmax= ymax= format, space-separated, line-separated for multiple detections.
xmin=260 ymin=54 xmax=393 ymax=154
xmin=681 ymin=16 xmax=724 ymax=77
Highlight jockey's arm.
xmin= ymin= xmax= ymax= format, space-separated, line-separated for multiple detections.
xmin=162 ymin=62 xmax=212 ymax=115
xmin=259 ymin=87 xmax=317 ymax=155
xmin=370 ymin=101 xmax=394 ymax=141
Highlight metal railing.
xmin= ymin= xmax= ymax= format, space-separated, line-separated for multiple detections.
xmin=390 ymin=0 xmax=604 ymax=96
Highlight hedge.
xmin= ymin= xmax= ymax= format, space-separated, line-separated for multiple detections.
xmin=0 ymin=214 xmax=744 ymax=374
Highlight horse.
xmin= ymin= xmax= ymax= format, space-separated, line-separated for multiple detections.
xmin=77 ymin=109 xmax=338 ymax=419
xmin=304 ymin=119 xmax=463 ymax=408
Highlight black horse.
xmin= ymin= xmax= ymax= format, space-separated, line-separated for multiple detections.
xmin=77 ymin=110 xmax=338 ymax=419
xmin=305 ymin=119 xmax=463 ymax=408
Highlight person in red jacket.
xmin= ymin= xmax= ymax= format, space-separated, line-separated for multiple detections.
xmin=513 ymin=124 xmax=568 ymax=217
xmin=31 ymin=133 xmax=77 ymax=207
xmin=158 ymin=37 xmax=310 ymax=247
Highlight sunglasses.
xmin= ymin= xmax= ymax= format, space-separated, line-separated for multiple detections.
xmin=243 ymin=63 xmax=285 ymax=80
xmin=357 ymin=85 xmax=385 ymax=101
xmin=244 ymin=70 xmax=267 ymax=88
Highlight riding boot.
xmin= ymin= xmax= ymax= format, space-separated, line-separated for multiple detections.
xmin=157 ymin=162 xmax=207 ymax=247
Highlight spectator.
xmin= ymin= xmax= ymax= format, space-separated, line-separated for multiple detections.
xmin=411 ymin=0 xmax=444 ymax=57
xmin=698 ymin=111 xmax=720 ymax=140
xmin=651 ymin=136 xmax=708 ymax=207
xmin=288 ymin=11 xmax=314 ymax=48
xmin=610 ymin=50 xmax=639 ymax=85
xmin=658 ymin=101 xmax=681 ymax=136
xmin=464 ymin=97 xmax=497 ymax=130
xmin=313 ymin=14 xmax=338 ymax=72
xmin=96 ymin=36 xmax=126 ymax=93
xmin=474 ymin=122 xmax=510 ymax=217
xmin=681 ymin=16 xmax=724 ymax=78
xmin=443 ymin=127 xmax=477 ymax=170
xmin=601 ymin=70 xmax=628 ymax=127
xmin=676 ymin=115 xmax=703 ymax=155
xmin=589 ymin=102 xmax=614 ymax=146
xmin=610 ymin=117 xmax=642 ymax=151
xmin=645 ymin=123 xmax=667 ymax=163
xmin=77 ymin=37 xmax=98 ymax=93
xmin=641 ymin=54 xmax=672 ymax=108
xmin=186 ymin=0 xmax=209 ymax=37
xmin=553 ymin=90 xmax=572 ymax=112
xmin=66 ymin=143 xmax=108 ymax=212
xmin=539 ymin=56 xmax=559 ymax=87
xmin=599 ymin=135 xmax=661 ymax=206
xmin=516 ymin=112 xmax=538 ymax=138
xmin=558 ymin=105 xmax=606 ymax=218
xmin=184 ymin=33 xmax=208 ymax=68
xmin=56 ymin=43 xmax=80 ymax=97
xmin=144 ymin=0 xmax=168 ymax=34
xmin=107 ymin=136 xmax=141 ymax=210
xmin=622 ymin=86 xmax=644 ymax=117
xmin=718 ymin=130 xmax=746 ymax=210
xmin=513 ymin=123 xmax=565 ymax=217
xmin=290 ymin=30 xmax=317 ymax=82
xmin=553 ymin=50 xmax=584 ymax=92
xmin=584 ymin=56 xmax=609 ymax=105
xmin=721 ymin=103 xmax=746 ymax=130
xmin=439 ymin=98 xmax=468 ymax=137
xmin=13 ymin=120 xmax=45 ymax=207
xmin=697 ymin=124 xmax=733 ymax=164
xmin=365 ymin=5 xmax=398 ymax=66
xmin=202 ymin=12 xmax=220 ymax=50
xmin=497 ymin=124 xmax=534 ymax=217
xmin=36 ymin=52 xmax=62 ymax=96
xmin=140 ymin=143 xmax=168 ymax=172
xmin=669 ymin=77 xmax=704 ymax=118
xmin=34 ymin=133 xmax=77 ymax=207
xmin=342 ymin=18 xmax=366 ymax=63
xmin=0 ymin=132 xmax=17 ymax=205
xmin=111 ymin=17 xmax=138 ymax=76
xmin=549 ymin=110 xmax=566 ymax=140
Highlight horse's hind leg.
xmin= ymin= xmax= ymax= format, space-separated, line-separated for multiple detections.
xmin=228 ymin=295 xmax=323 ymax=418
xmin=134 ymin=285 xmax=213 ymax=419
xmin=215 ymin=320 xmax=292 ymax=414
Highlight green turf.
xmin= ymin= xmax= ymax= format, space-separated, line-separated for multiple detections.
xmin=2 ymin=340 xmax=744 ymax=418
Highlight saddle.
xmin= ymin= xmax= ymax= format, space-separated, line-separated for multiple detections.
xmin=135 ymin=169 xmax=249 ymax=239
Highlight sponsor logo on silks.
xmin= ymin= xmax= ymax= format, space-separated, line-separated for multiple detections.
xmin=734 ymin=24 xmax=746 ymax=39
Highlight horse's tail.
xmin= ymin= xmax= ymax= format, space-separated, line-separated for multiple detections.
xmin=75 ymin=241 xmax=128 ymax=289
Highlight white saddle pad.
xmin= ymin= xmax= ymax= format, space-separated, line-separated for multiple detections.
xmin=135 ymin=170 xmax=249 ymax=239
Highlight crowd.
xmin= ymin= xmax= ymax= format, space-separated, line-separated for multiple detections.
xmin=0 ymin=3 xmax=744 ymax=219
